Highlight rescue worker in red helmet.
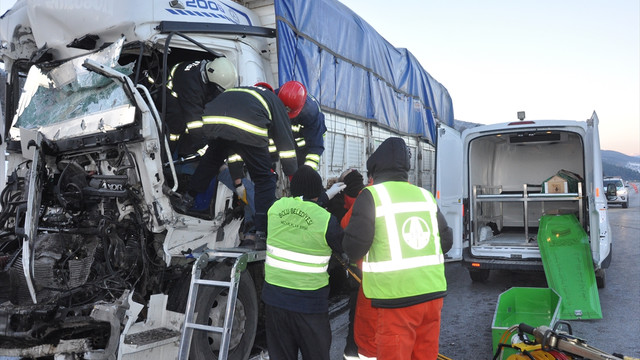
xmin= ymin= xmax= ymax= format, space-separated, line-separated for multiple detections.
xmin=277 ymin=81 xmax=327 ymax=171
xmin=342 ymin=137 xmax=453 ymax=360
xmin=227 ymin=81 xmax=330 ymax=213
xmin=162 ymin=57 xmax=237 ymax=156
xmin=173 ymin=84 xmax=298 ymax=249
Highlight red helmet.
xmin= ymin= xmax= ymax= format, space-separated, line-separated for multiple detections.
xmin=254 ymin=82 xmax=274 ymax=92
xmin=278 ymin=81 xmax=307 ymax=118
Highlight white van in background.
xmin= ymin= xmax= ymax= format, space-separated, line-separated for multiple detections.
xmin=436 ymin=112 xmax=612 ymax=287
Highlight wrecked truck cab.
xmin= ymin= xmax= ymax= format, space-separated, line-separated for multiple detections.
xmin=0 ymin=40 xmax=166 ymax=357
xmin=0 ymin=35 xmax=254 ymax=358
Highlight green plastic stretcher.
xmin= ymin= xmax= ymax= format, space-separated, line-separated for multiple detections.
xmin=536 ymin=214 xmax=602 ymax=320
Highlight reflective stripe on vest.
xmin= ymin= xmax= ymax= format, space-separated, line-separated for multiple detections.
xmin=201 ymin=116 xmax=268 ymax=137
xmin=305 ymin=154 xmax=320 ymax=170
xmin=265 ymin=197 xmax=332 ymax=290
xmin=226 ymin=88 xmax=272 ymax=121
xmin=228 ymin=153 xmax=243 ymax=163
xmin=165 ymin=63 xmax=181 ymax=98
xmin=266 ymin=246 xmax=331 ymax=273
xmin=185 ymin=88 xmax=272 ymax=135
xmin=268 ymin=139 xmax=277 ymax=154
xmin=362 ymin=182 xmax=446 ymax=299
xmin=279 ymin=149 xmax=297 ymax=159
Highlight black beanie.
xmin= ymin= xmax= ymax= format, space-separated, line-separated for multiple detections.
xmin=343 ymin=170 xmax=364 ymax=197
xmin=290 ymin=165 xmax=323 ymax=199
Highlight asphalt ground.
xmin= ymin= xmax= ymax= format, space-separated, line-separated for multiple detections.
xmin=329 ymin=183 xmax=640 ymax=359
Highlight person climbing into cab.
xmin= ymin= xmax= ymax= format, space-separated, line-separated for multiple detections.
xmin=162 ymin=57 xmax=237 ymax=156
xmin=172 ymin=84 xmax=298 ymax=250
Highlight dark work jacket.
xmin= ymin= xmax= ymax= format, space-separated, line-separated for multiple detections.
xmin=290 ymin=95 xmax=326 ymax=164
xmin=198 ymin=86 xmax=298 ymax=176
xmin=261 ymin=200 xmax=344 ymax=314
xmin=164 ymin=61 xmax=222 ymax=155
xmin=342 ymin=137 xmax=453 ymax=308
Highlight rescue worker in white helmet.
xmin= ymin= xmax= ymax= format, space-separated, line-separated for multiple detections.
xmin=163 ymin=57 xmax=237 ymax=156
xmin=342 ymin=137 xmax=453 ymax=360
xmin=173 ymin=84 xmax=298 ymax=249
xmin=263 ymin=165 xmax=344 ymax=360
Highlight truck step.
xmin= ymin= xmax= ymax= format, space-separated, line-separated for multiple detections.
xmin=124 ymin=328 xmax=181 ymax=346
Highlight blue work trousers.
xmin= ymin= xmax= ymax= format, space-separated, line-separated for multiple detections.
xmin=189 ymin=138 xmax=275 ymax=233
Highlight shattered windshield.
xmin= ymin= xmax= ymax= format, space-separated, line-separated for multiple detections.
xmin=13 ymin=38 xmax=134 ymax=131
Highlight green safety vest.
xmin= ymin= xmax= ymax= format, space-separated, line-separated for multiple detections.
xmin=265 ymin=197 xmax=332 ymax=290
xmin=362 ymin=182 xmax=446 ymax=300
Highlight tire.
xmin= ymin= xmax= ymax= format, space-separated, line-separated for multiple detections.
xmin=190 ymin=267 xmax=258 ymax=360
xmin=468 ymin=268 xmax=490 ymax=282
xmin=622 ymin=200 xmax=629 ymax=208
xmin=595 ymin=269 xmax=606 ymax=289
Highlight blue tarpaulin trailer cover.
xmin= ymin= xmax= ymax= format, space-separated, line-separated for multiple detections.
xmin=275 ymin=0 xmax=454 ymax=143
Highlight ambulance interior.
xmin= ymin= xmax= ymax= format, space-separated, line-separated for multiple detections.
xmin=467 ymin=130 xmax=586 ymax=249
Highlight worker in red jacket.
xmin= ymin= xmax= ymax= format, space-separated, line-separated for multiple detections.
xmin=342 ymin=137 xmax=453 ymax=360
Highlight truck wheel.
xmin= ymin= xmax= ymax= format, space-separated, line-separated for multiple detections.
xmin=468 ymin=268 xmax=490 ymax=282
xmin=190 ymin=269 xmax=258 ymax=360
xmin=595 ymin=269 xmax=606 ymax=289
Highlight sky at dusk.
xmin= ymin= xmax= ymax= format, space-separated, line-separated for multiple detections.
xmin=339 ymin=0 xmax=640 ymax=156
xmin=2 ymin=0 xmax=639 ymax=156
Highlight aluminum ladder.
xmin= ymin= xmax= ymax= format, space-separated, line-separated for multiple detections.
xmin=178 ymin=250 xmax=248 ymax=360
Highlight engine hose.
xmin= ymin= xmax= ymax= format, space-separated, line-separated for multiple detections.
xmin=547 ymin=350 xmax=570 ymax=360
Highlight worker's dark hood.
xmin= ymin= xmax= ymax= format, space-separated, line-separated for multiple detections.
xmin=366 ymin=137 xmax=410 ymax=183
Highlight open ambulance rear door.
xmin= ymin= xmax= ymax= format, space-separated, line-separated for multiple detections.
xmin=435 ymin=123 xmax=463 ymax=261
xmin=585 ymin=111 xmax=611 ymax=270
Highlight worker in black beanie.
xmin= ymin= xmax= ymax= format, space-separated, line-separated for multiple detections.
xmin=342 ymin=169 xmax=365 ymax=198
xmin=290 ymin=164 xmax=324 ymax=199
xmin=262 ymin=165 xmax=344 ymax=360
xmin=326 ymin=168 xmax=366 ymax=223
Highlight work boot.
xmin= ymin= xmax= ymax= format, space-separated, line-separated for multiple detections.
xmin=172 ymin=193 xmax=195 ymax=214
xmin=254 ymin=231 xmax=267 ymax=250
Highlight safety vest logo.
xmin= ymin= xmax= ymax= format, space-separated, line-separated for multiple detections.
xmin=401 ymin=216 xmax=431 ymax=250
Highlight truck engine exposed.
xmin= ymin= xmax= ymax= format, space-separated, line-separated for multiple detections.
xmin=0 ymin=146 xmax=167 ymax=349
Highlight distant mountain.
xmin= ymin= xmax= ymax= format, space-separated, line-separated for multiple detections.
xmin=601 ymin=150 xmax=640 ymax=181
xmin=601 ymin=150 xmax=640 ymax=167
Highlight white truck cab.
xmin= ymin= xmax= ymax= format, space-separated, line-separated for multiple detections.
xmin=436 ymin=112 xmax=612 ymax=287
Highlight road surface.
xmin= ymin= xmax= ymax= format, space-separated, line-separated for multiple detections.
xmin=329 ymin=183 xmax=640 ymax=359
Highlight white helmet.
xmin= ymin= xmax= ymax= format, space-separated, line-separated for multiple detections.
xmin=205 ymin=57 xmax=237 ymax=89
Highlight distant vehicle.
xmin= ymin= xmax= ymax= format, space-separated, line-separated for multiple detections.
xmin=603 ymin=176 xmax=629 ymax=208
